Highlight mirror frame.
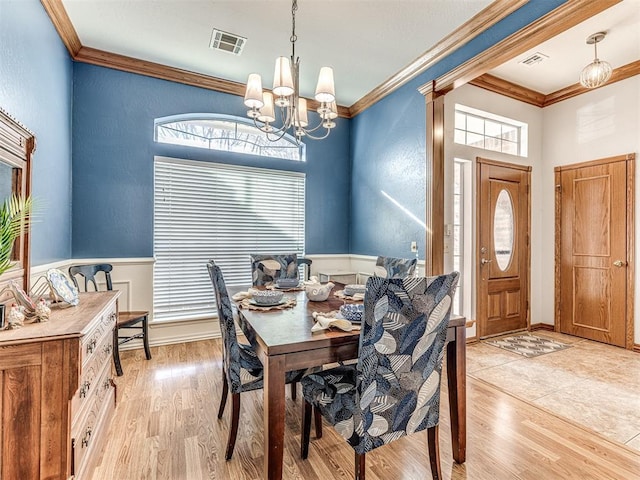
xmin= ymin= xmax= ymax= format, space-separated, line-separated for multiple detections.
xmin=0 ymin=107 xmax=34 ymax=292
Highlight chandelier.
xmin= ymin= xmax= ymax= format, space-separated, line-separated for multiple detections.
xmin=579 ymin=32 xmax=612 ymax=89
xmin=243 ymin=0 xmax=337 ymax=143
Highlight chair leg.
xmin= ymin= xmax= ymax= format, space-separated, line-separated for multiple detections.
xmin=113 ymin=327 xmax=124 ymax=376
xmin=290 ymin=381 xmax=297 ymax=400
xmin=427 ymin=425 xmax=442 ymax=480
xmin=225 ymin=393 xmax=240 ymax=460
xmin=313 ymin=406 xmax=323 ymax=438
xmin=355 ymin=452 xmax=366 ymax=480
xmin=301 ymin=400 xmax=312 ymax=459
xmin=142 ymin=315 xmax=152 ymax=360
xmin=218 ymin=372 xmax=228 ymax=419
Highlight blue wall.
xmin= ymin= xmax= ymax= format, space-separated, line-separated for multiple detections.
xmin=72 ymin=64 xmax=350 ymax=257
xmin=350 ymin=0 xmax=567 ymax=259
xmin=0 ymin=0 xmax=73 ymax=265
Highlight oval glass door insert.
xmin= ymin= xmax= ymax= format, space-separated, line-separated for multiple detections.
xmin=494 ymin=189 xmax=514 ymax=271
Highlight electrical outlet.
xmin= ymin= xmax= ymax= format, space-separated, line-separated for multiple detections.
xmin=444 ymin=243 xmax=450 ymax=253
xmin=410 ymin=241 xmax=417 ymax=252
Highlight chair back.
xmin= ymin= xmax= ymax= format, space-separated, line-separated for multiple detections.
xmin=374 ymin=255 xmax=418 ymax=278
xmin=250 ymin=253 xmax=298 ymax=286
xmin=348 ymin=273 xmax=459 ymax=453
xmin=297 ymin=257 xmax=313 ymax=281
xmin=69 ymin=264 xmax=114 ymax=292
xmin=206 ymin=260 xmax=243 ymax=391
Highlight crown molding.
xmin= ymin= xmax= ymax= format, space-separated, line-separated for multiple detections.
xmin=432 ymin=0 xmax=621 ymax=94
xmin=543 ymin=59 xmax=640 ymax=107
xmin=469 ymin=74 xmax=546 ymax=107
xmin=40 ymin=1 xmax=352 ymax=119
xmin=348 ymin=0 xmax=529 ymax=117
xmin=40 ymin=0 xmax=81 ymax=56
xmin=466 ymin=59 xmax=640 ymax=108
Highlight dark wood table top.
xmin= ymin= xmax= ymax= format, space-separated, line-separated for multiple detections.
xmin=228 ymin=284 xmax=465 ymax=356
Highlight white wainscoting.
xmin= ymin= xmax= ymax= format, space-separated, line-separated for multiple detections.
xmin=30 ymin=254 xmax=473 ymax=351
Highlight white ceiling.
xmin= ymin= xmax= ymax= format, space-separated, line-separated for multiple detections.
xmin=59 ymin=1 xmax=640 ymax=105
xmin=61 ymin=0 xmax=492 ymax=106
xmin=490 ymin=0 xmax=640 ymax=94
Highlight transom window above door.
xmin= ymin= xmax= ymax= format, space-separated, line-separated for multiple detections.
xmin=155 ymin=114 xmax=305 ymax=162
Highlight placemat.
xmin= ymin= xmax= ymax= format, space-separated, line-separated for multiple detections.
xmin=238 ymin=298 xmax=297 ymax=311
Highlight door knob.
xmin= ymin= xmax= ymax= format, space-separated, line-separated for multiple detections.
xmin=613 ymin=260 xmax=627 ymax=267
xmin=481 ymin=258 xmax=492 ymax=265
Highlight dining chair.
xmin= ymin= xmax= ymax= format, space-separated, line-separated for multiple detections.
xmin=297 ymin=257 xmax=313 ymax=281
xmin=300 ymin=272 xmax=459 ymax=480
xmin=374 ymin=255 xmax=418 ymax=278
xmin=207 ymin=260 xmax=319 ymax=459
xmin=68 ymin=263 xmax=152 ymax=376
xmin=250 ymin=253 xmax=298 ymax=286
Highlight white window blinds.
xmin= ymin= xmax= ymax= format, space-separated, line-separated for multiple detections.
xmin=153 ymin=156 xmax=305 ymax=322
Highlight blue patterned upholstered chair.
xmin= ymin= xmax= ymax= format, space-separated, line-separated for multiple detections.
xmin=300 ymin=273 xmax=459 ymax=480
xmin=207 ymin=260 xmax=308 ymax=459
xmin=250 ymin=253 xmax=298 ymax=286
xmin=374 ymin=255 xmax=418 ymax=278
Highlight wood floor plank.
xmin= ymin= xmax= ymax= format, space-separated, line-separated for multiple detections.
xmin=92 ymin=339 xmax=640 ymax=479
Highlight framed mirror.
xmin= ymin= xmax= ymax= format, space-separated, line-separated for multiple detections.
xmin=0 ymin=107 xmax=34 ymax=292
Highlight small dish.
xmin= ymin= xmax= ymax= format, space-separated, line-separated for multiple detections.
xmin=339 ymin=304 xmax=364 ymax=323
xmin=276 ymin=278 xmax=299 ymax=288
xmin=249 ymin=298 xmax=287 ymax=307
xmin=252 ymin=290 xmax=284 ymax=305
xmin=45 ymin=269 xmax=79 ymax=306
xmin=344 ymin=284 xmax=366 ymax=296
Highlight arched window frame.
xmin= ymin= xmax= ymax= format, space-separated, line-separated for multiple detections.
xmin=154 ymin=113 xmax=306 ymax=162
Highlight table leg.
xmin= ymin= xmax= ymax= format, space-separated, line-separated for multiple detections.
xmin=263 ymin=354 xmax=286 ymax=480
xmin=446 ymin=324 xmax=466 ymax=463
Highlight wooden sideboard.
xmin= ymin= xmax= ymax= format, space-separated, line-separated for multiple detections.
xmin=0 ymin=291 xmax=120 ymax=480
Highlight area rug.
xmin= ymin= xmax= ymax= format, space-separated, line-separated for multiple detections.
xmin=486 ymin=334 xmax=572 ymax=358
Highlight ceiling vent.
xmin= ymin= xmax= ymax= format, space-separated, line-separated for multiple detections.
xmin=210 ymin=29 xmax=246 ymax=55
xmin=518 ymin=52 xmax=549 ymax=67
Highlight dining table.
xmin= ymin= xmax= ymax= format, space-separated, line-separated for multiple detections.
xmin=229 ymin=284 xmax=466 ymax=480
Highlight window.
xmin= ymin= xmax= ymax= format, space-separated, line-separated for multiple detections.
xmin=454 ymin=104 xmax=528 ymax=157
xmin=153 ymin=157 xmax=305 ymax=322
xmin=155 ymin=114 xmax=304 ymax=162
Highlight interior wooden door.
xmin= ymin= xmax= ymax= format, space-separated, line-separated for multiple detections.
xmin=556 ymin=155 xmax=634 ymax=348
xmin=477 ymin=158 xmax=531 ymax=338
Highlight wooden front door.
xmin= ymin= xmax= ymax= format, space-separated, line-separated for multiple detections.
xmin=477 ymin=158 xmax=531 ymax=338
xmin=556 ymin=154 xmax=635 ymax=348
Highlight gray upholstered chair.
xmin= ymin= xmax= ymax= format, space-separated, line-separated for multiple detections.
xmin=207 ymin=260 xmax=312 ymax=459
xmin=297 ymin=257 xmax=313 ymax=281
xmin=300 ymin=273 xmax=459 ymax=480
xmin=250 ymin=253 xmax=298 ymax=286
xmin=374 ymin=255 xmax=418 ymax=278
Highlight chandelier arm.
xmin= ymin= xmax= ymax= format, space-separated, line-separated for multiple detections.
xmin=299 ymin=127 xmax=332 ymax=141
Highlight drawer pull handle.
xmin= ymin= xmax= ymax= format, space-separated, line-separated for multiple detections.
xmin=81 ymin=426 xmax=92 ymax=448
xmin=79 ymin=381 xmax=91 ymax=398
xmin=103 ymin=378 xmax=113 ymax=390
xmin=87 ymin=339 xmax=97 ymax=354
xmin=103 ymin=343 xmax=113 ymax=355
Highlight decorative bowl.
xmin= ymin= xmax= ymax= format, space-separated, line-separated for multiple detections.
xmin=343 ymin=284 xmax=366 ymax=297
xmin=339 ymin=304 xmax=364 ymax=323
xmin=252 ymin=290 xmax=284 ymax=305
xmin=276 ymin=278 xmax=299 ymax=288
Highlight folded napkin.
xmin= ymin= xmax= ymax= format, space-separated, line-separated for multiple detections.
xmin=232 ymin=290 xmax=253 ymax=301
xmin=311 ymin=311 xmax=360 ymax=333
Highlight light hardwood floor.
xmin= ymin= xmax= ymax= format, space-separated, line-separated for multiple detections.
xmin=93 ymin=339 xmax=640 ymax=479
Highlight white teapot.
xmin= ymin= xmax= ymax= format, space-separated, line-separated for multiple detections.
xmin=304 ymin=277 xmax=334 ymax=302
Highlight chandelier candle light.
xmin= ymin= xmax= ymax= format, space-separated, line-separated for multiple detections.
xmin=579 ymin=31 xmax=612 ymax=89
xmin=243 ymin=0 xmax=337 ymax=143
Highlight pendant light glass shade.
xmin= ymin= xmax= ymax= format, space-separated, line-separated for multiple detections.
xmin=272 ymin=57 xmax=295 ymax=97
xmin=244 ymin=74 xmax=264 ymax=108
xmin=579 ymin=32 xmax=612 ymax=89
xmin=314 ymin=67 xmax=336 ymax=103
